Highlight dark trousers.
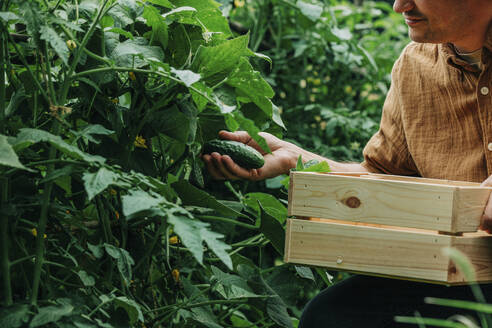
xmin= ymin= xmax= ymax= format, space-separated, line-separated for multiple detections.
xmin=299 ymin=275 xmax=492 ymax=328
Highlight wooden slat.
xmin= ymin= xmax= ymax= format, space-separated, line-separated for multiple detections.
xmin=365 ymin=173 xmax=481 ymax=187
xmin=285 ymin=219 xmax=452 ymax=283
xmin=450 ymin=234 xmax=492 ymax=284
xmin=289 ymin=171 xmax=458 ymax=232
xmin=453 ymin=188 xmax=492 ymax=232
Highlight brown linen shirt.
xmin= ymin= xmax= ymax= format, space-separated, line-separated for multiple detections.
xmin=361 ymin=25 xmax=492 ymax=183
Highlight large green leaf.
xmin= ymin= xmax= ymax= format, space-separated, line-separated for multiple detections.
xmin=296 ymin=0 xmax=323 ymax=21
xmin=40 ymin=25 xmax=69 ymax=66
xmin=243 ymin=192 xmax=287 ymax=224
xmin=259 ymin=203 xmax=285 ymax=256
xmin=13 ymin=128 xmax=105 ymax=164
xmin=168 ymin=214 xmax=232 ymax=269
xmin=191 ymin=35 xmax=253 ymax=78
xmin=110 ymin=37 xmax=164 ymax=67
xmin=210 ymin=266 xmax=260 ymax=299
xmin=114 ymin=297 xmax=144 ymax=325
xmin=150 ymin=106 xmax=191 ymax=143
xmin=171 ymin=0 xmax=231 ymax=36
xmin=82 ymin=167 xmax=130 ymax=201
xmin=121 ymin=189 xmax=167 ymax=219
xmin=172 ymin=180 xmax=245 ymax=218
xmin=227 ymin=57 xmax=274 ymax=116
xmin=104 ymin=244 xmax=135 ymax=285
xmin=0 ymin=305 xmax=29 ymax=328
xmin=142 ymin=5 xmax=168 ymax=49
xmin=29 ymin=304 xmax=74 ymax=328
xmin=0 ymin=135 xmax=29 ymax=171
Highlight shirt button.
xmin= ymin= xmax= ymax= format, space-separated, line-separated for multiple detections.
xmin=481 ymin=86 xmax=490 ymax=95
xmin=488 ymin=143 xmax=492 ymax=151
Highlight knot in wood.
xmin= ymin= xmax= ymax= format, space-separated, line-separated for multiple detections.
xmin=344 ymin=196 xmax=361 ymax=208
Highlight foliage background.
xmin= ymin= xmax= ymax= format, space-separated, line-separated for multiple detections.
xmin=0 ymin=0 xmax=417 ymax=327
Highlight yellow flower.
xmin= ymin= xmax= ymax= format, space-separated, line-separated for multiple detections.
xmin=344 ymin=85 xmax=353 ymax=94
xmin=234 ymin=0 xmax=245 ymax=7
xmin=129 ymin=71 xmax=136 ymax=81
xmin=31 ymin=228 xmax=47 ymax=239
xmin=109 ymin=188 xmax=117 ymax=196
xmin=172 ymin=269 xmax=180 ymax=283
xmin=111 ymin=98 xmax=119 ymax=104
xmin=66 ymin=40 xmax=77 ymax=50
xmin=115 ymin=211 xmax=120 ymax=220
xmin=134 ymin=135 xmax=147 ymax=149
xmin=169 ymin=236 xmax=179 ymax=244
xmin=313 ymin=78 xmax=321 ymax=86
xmin=299 ymin=79 xmax=307 ymax=88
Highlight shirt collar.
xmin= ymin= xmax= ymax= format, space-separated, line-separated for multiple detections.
xmin=440 ymin=21 xmax=492 ymax=73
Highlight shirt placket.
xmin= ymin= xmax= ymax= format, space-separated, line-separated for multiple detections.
xmin=479 ymin=60 xmax=492 ymax=175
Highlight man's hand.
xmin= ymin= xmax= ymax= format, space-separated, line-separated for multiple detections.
xmin=202 ymin=130 xmax=299 ymax=181
xmin=481 ymin=175 xmax=492 ymax=233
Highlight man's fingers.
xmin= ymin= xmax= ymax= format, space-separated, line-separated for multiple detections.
xmin=211 ymin=153 xmax=240 ymax=180
xmin=202 ymin=154 xmax=226 ymax=180
xmin=221 ymin=155 xmax=261 ymax=181
xmin=218 ymin=130 xmax=252 ymax=144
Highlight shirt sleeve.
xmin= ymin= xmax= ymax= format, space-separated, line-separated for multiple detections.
xmin=361 ymin=57 xmax=419 ymax=176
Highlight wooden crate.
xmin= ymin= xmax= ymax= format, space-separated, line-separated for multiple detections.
xmin=284 ymin=172 xmax=492 ymax=284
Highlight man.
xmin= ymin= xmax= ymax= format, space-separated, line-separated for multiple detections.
xmin=203 ymin=0 xmax=492 ymax=326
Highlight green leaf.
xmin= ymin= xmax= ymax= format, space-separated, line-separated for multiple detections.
xmin=210 ymin=266 xmax=260 ymax=299
xmin=295 ymin=266 xmax=315 ymax=281
xmin=40 ymin=25 xmax=69 ymax=66
xmin=114 ymin=297 xmax=144 ymax=324
xmin=72 ymin=124 xmax=114 ymax=144
xmin=150 ymin=105 xmax=191 ymax=143
xmin=19 ymin=2 xmax=42 ymax=46
xmin=0 ymin=134 xmax=30 ymax=171
xmin=82 ymin=167 xmax=129 ymax=201
xmin=332 ymin=27 xmax=352 ymax=41
xmin=29 ymin=304 xmax=74 ymax=327
xmin=232 ymin=112 xmax=271 ymax=154
xmin=171 ymin=0 xmax=231 ymax=36
xmin=104 ymin=27 xmax=134 ymax=40
xmin=171 ymin=67 xmax=201 ymax=87
xmin=259 ymin=203 xmax=285 ymax=256
xmin=190 ymin=82 xmax=212 ymax=112
xmin=87 ymin=242 xmax=104 ymax=259
xmin=142 ymin=5 xmax=168 ymax=48
xmin=296 ymin=1 xmax=323 ymax=21
xmin=121 ymin=189 xmax=167 ymax=219
xmin=0 ymin=305 xmax=29 ymax=328
xmin=168 ymin=214 xmax=232 ymax=269
xmin=104 ymin=244 xmax=135 ymax=285
xmin=13 ymin=128 xmax=105 ymax=164
xmin=78 ymin=270 xmax=95 ymax=286
xmin=146 ymin=0 xmax=173 ymax=8
xmin=0 ymin=11 xmax=19 ymax=22
xmin=266 ymin=296 xmax=294 ymax=328
xmin=243 ymin=192 xmax=287 ymax=224
xmin=227 ymin=57 xmax=274 ymax=116
xmin=110 ymin=37 xmax=164 ymax=67
xmin=5 ymin=88 xmax=26 ymax=118
xmin=172 ymin=180 xmax=245 ymax=218
xmin=191 ymin=34 xmax=253 ymax=78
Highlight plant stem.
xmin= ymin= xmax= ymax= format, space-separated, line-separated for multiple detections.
xmin=0 ymin=26 xmax=5 ymax=134
xmin=197 ymin=215 xmax=258 ymax=230
xmin=30 ymin=121 xmax=61 ymax=305
xmin=60 ymin=0 xmax=110 ymax=104
xmin=7 ymin=33 xmax=50 ymax=104
xmin=1 ymin=178 xmax=12 ymax=306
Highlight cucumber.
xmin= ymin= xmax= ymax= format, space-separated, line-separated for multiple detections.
xmin=203 ymin=139 xmax=265 ymax=169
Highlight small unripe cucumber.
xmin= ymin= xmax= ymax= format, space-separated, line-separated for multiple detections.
xmin=203 ymin=139 xmax=265 ymax=169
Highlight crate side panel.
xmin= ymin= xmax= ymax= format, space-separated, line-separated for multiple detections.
xmin=449 ymin=234 xmax=492 ymax=284
xmin=290 ymin=172 xmax=455 ymax=231
xmin=286 ymin=219 xmax=450 ymax=282
xmin=454 ymin=188 xmax=491 ymax=233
